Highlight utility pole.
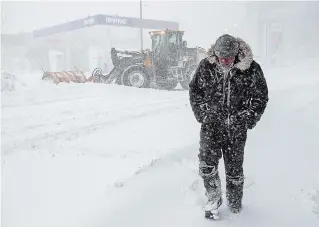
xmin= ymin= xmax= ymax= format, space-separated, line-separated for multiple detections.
xmin=140 ymin=0 xmax=143 ymax=50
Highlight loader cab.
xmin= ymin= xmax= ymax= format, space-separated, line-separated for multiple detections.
xmin=149 ymin=29 xmax=185 ymax=64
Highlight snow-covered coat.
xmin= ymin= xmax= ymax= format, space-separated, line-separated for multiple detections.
xmin=189 ymin=37 xmax=269 ymax=132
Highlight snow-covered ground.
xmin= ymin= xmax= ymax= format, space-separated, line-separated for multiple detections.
xmin=1 ymin=58 xmax=319 ymax=227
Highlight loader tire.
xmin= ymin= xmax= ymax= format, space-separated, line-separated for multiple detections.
xmin=122 ymin=69 xmax=150 ymax=88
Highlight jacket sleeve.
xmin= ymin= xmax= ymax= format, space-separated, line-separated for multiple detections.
xmin=246 ymin=64 xmax=269 ymax=129
xmin=189 ymin=60 xmax=224 ymax=124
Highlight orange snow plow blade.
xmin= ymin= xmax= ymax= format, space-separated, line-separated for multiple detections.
xmin=42 ymin=70 xmax=88 ymax=84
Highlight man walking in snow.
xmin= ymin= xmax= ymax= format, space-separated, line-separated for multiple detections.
xmin=189 ymin=34 xmax=269 ymax=219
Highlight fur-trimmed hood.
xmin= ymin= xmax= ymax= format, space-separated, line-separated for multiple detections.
xmin=206 ymin=37 xmax=253 ymax=71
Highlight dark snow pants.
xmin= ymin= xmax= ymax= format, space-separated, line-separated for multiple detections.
xmin=198 ymin=122 xmax=247 ymax=210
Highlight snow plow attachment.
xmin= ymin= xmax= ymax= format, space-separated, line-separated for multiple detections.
xmin=87 ymin=67 xmax=121 ymax=84
xmin=42 ymin=69 xmax=88 ymax=84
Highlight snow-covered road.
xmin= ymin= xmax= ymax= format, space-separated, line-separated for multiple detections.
xmin=2 ymin=60 xmax=319 ymax=227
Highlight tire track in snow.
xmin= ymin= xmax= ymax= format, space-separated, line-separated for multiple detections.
xmin=2 ymin=95 xmax=102 ymax=109
xmin=3 ymin=96 xmax=185 ymax=132
xmin=2 ymin=96 xmax=186 ymax=140
xmin=2 ymin=97 xmax=189 ymax=155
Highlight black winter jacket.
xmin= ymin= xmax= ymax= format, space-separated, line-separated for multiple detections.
xmin=189 ymin=38 xmax=269 ymax=132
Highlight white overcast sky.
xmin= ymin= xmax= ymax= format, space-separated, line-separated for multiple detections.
xmin=1 ymin=0 xmax=251 ymax=48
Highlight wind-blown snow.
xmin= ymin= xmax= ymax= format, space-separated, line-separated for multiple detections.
xmin=2 ymin=59 xmax=319 ymax=227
